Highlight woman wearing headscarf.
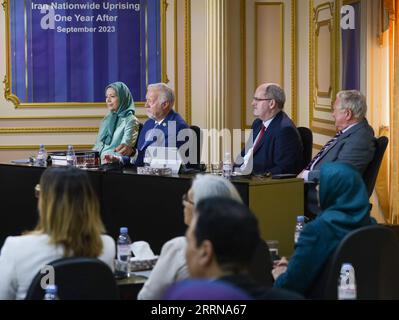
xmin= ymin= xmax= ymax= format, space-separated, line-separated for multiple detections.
xmin=93 ymin=82 xmax=139 ymax=161
xmin=273 ymin=162 xmax=375 ymax=295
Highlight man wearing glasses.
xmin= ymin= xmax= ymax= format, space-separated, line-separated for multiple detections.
xmin=237 ymin=83 xmax=303 ymax=175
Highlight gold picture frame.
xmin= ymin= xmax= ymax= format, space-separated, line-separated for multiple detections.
xmin=309 ymin=0 xmax=340 ymax=136
xmin=2 ymin=0 xmax=168 ymax=109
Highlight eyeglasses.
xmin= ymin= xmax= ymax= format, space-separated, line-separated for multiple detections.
xmin=34 ymin=184 xmax=40 ymax=198
xmin=182 ymin=193 xmax=194 ymax=205
xmin=253 ymin=97 xmax=273 ymax=102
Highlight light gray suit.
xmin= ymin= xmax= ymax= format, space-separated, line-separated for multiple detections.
xmin=307 ymin=119 xmax=376 ymax=215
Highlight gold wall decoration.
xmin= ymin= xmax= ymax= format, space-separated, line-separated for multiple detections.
xmin=254 ymin=2 xmax=285 ymax=88
xmin=309 ymin=0 xmax=340 ymax=137
xmin=161 ymin=0 xmax=168 ymax=84
xmin=0 ymin=127 xmax=98 ymax=134
xmin=0 ymin=114 xmax=147 ymax=120
xmin=315 ymin=19 xmax=333 ymax=99
xmin=174 ymin=0 xmax=178 ymax=112
xmin=291 ymin=0 xmax=297 ymax=124
xmin=184 ymin=0 xmax=192 ymax=124
xmin=2 ymin=0 xmax=168 ymax=109
xmin=241 ymin=0 xmax=297 ymax=129
xmin=0 ymin=144 xmax=92 ymax=150
xmin=0 ymin=115 xmax=103 ymax=120
xmin=240 ymin=0 xmax=247 ymax=130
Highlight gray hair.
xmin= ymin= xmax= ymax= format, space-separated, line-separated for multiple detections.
xmin=336 ymin=90 xmax=367 ymax=120
xmin=148 ymin=83 xmax=175 ymax=107
xmin=191 ymin=174 xmax=243 ymax=205
xmin=265 ymin=84 xmax=286 ymax=109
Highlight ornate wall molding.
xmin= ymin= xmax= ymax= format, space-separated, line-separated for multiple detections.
xmin=240 ymin=0 xmax=246 ymax=130
xmin=205 ymin=0 xmax=229 ymax=162
xmin=0 ymin=115 xmax=103 ymax=120
xmin=184 ymin=0 xmax=192 ymax=124
xmin=291 ymin=0 xmax=297 ymax=123
xmin=254 ymin=2 xmax=285 ymax=88
xmin=241 ymin=0 xmax=298 ymax=129
xmin=309 ymin=0 xmax=339 ymax=137
xmin=0 ymin=127 xmax=98 ymax=134
xmin=161 ymin=0 xmax=168 ymax=84
xmin=0 ymin=144 xmax=92 ymax=150
xmin=2 ymin=0 xmax=167 ymax=109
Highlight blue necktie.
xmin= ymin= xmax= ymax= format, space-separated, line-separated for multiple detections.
xmin=305 ymin=130 xmax=343 ymax=170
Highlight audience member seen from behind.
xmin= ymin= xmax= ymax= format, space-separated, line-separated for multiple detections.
xmin=299 ymin=90 xmax=376 ymax=216
xmin=137 ymin=174 xmax=242 ymax=300
xmin=237 ymin=83 xmax=303 ymax=175
xmin=0 ymin=167 xmax=115 ymax=300
xmin=164 ymin=279 xmax=251 ymax=300
xmin=93 ymin=81 xmax=139 ymax=162
xmin=274 ymin=162 xmax=375 ymax=296
xmin=186 ymin=197 xmax=303 ymax=300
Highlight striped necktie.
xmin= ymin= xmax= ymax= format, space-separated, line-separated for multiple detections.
xmin=305 ymin=130 xmax=343 ymax=170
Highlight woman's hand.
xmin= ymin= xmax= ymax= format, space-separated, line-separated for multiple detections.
xmin=103 ymin=154 xmax=121 ymax=164
xmin=115 ymin=144 xmax=135 ymax=157
xmin=272 ymin=256 xmax=288 ymax=280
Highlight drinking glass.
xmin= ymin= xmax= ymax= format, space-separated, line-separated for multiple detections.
xmin=210 ymin=162 xmax=222 ymax=175
xmin=84 ymin=152 xmax=96 ymax=168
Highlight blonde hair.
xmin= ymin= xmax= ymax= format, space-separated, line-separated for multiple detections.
xmin=34 ymin=167 xmax=105 ymax=257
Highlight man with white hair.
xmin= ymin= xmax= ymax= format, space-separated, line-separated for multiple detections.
xmin=106 ymin=83 xmax=189 ymax=166
xmin=299 ymin=90 xmax=376 ymax=215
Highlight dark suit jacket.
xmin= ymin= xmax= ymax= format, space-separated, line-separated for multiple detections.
xmin=306 ymin=119 xmax=376 ymax=215
xmin=123 ymin=110 xmax=189 ymax=166
xmin=240 ymin=111 xmax=303 ymax=175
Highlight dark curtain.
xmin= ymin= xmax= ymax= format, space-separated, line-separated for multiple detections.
xmin=341 ymin=2 xmax=361 ymax=91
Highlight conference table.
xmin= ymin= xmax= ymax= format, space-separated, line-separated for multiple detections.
xmin=0 ymin=163 xmax=303 ymax=256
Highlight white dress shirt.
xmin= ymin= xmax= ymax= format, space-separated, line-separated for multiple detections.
xmin=137 ymin=236 xmax=189 ymax=300
xmin=240 ymin=117 xmax=275 ymax=172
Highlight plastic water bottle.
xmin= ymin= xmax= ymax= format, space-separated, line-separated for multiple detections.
xmin=223 ymin=152 xmax=232 ymax=179
xmin=66 ymin=145 xmax=77 ymax=167
xmin=143 ymin=155 xmax=151 ymax=167
xmin=117 ymin=227 xmax=132 ymax=278
xmin=338 ymin=263 xmax=357 ymax=300
xmin=36 ymin=144 xmax=47 ymax=167
xmin=43 ymin=284 xmax=59 ymax=300
xmin=294 ymin=215 xmax=305 ymax=244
